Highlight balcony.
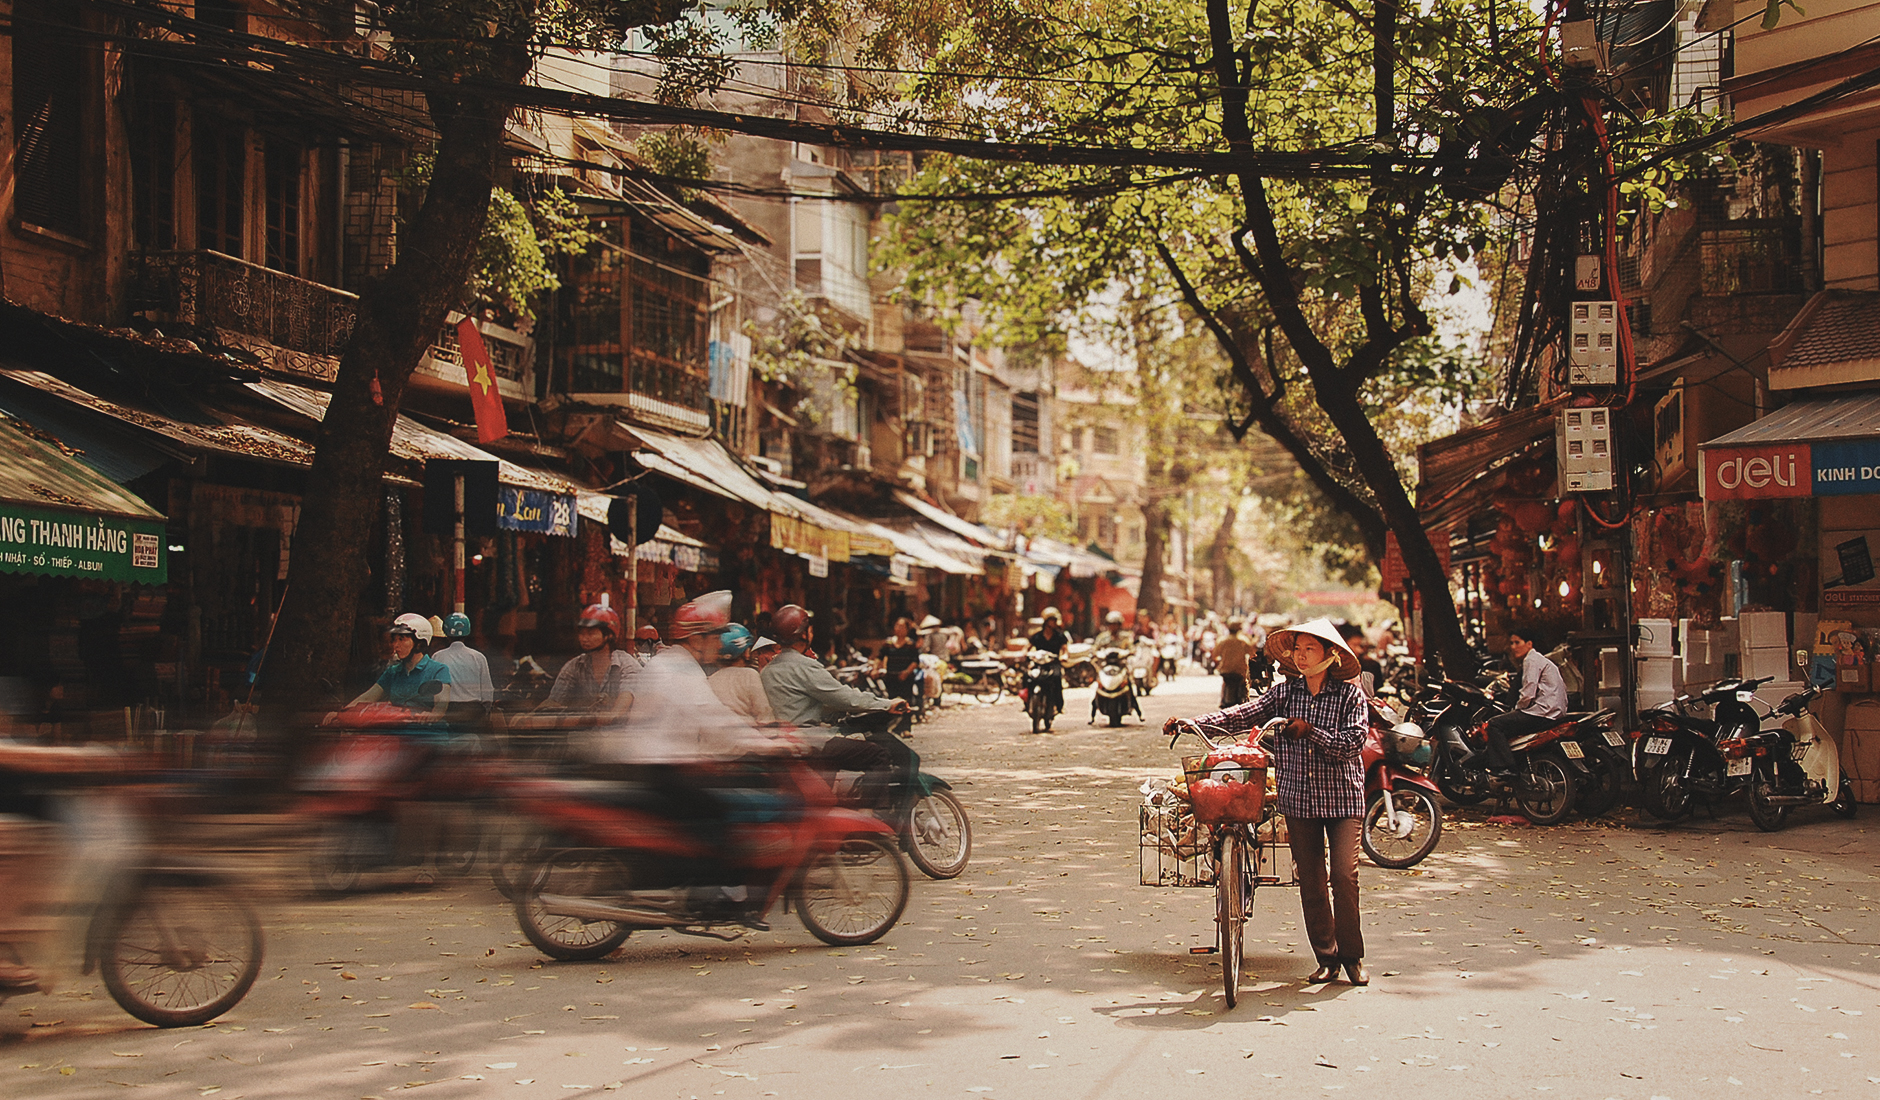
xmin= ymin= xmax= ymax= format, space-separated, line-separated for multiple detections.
xmin=412 ymin=313 xmax=534 ymax=404
xmin=132 ymin=250 xmax=358 ymax=381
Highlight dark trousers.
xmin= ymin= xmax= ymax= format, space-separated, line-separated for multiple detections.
xmin=1484 ymin=710 xmax=1558 ymax=769
xmin=1287 ymin=816 xmax=1363 ymax=966
xmin=814 ymin=728 xmax=895 ymax=808
xmin=1220 ymin=672 xmax=1248 ymax=708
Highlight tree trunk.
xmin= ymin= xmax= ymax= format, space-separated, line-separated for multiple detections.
xmin=1208 ymin=498 xmax=1238 ymax=612
xmin=267 ymin=60 xmax=530 ymax=717
xmin=1138 ymin=496 xmax=1169 ymax=621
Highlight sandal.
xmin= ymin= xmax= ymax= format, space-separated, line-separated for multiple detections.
xmin=1305 ymin=964 xmax=1340 ymax=984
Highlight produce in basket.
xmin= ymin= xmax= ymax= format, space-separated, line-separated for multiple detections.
xmin=1185 ymin=744 xmax=1271 ymax=825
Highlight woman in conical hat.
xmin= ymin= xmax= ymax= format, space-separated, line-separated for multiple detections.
xmin=1164 ymin=614 xmax=1371 ymax=987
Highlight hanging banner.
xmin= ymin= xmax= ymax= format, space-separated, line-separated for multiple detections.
xmin=496 ymin=487 xmax=578 ymax=537
xmin=769 ymin=513 xmax=850 ymax=562
xmin=0 ymin=503 xmax=167 ymax=583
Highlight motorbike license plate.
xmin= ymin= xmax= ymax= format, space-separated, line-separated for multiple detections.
xmin=1727 ymin=757 xmax=1752 ymax=777
xmin=1603 ymin=729 xmax=1624 ymax=748
xmin=1560 ymin=740 xmax=1585 ymax=760
xmin=1645 ymin=736 xmax=1672 ymax=755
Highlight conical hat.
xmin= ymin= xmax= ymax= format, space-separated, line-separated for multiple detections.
xmin=1264 ymin=617 xmax=1362 ymax=681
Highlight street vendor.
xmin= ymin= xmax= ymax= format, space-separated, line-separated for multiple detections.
xmin=1163 ymin=616 xmax=1370 ymax=986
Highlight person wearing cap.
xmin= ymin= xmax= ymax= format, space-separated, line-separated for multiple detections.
xmin=1093 ymin=610 xmax=1132 ymax=650
xmin=347 ymin=613 xmax=452 ymax=723
xmin=710 ymin=625 xmax=776 ymax=725
xmin=545 ymin=604 xmax=639 ymax=717
xmin=1163 ymin=616 xmax=1371 ymax=987
xmin=1214 ymin=619 xmax=1252 ymax=707
xmin=432 ymin=612 xmax=495 ymax=724
xmin=1027 ymin=608 xmax=1068 ymax=718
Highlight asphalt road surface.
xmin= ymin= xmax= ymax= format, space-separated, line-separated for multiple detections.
xmin=7 ymin=669 xmax=1879 ymax=1099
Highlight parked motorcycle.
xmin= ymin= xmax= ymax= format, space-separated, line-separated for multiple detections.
xmin=1720 ymin=682 xmax=1858 ymax=831
xmin=1634 ymin=678 xmax=1752 ymax=823
xmin=297 ymin=705 xmax=491 ymax=893
xmin=1362 ymin=718 xmax=1444 ymax=868
xmin=1420 ymin=677 xmax=1592 ymax=824
xmin=0 ymin=752 xmax=263 ymax=1028
xmin=1091 ymin=646 xmax=1143 ymax=727
xmin=1565 ymin=710 xmax=1633 ymax=819
xmin=505 ymin=758 xmax=910 ymax=954
xmin=1022 ymin=650 xmax=1063 ymax=734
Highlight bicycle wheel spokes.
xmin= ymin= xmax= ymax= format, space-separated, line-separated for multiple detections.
xmin=1217 ymin=830 xmax=1246 ymax=1008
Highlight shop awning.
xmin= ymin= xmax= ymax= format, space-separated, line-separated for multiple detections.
xmin=892 ymin=490 xmax=1013 ymax=554
xmin=0 ymin=412 xmax=168 ymax=583
xmin=0 ymin=368 xmax=316 ymax=470
xmin=1698 ymin=391 xmax=1880 ymax=500
xmin=1416 ymin=402 xmax=1561 ymax=526
xmin=574 ymin=490 xmax=718 ymax=569
xmin=245 ymin=380 xmax=577 ymax=496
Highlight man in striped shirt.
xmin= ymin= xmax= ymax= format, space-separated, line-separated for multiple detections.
xmin=1165 ymin=617 xmax=1371 ymax=986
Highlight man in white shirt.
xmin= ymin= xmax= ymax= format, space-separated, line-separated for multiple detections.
xmin=1484 ymin=626 xmax=1568 ymax=774
xmin=431 ymin=613 xmax=495 ymax=722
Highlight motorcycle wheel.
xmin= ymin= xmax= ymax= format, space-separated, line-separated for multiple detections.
xmin=514 ymin=849 xmax=635 ymax=961
xmin=903 ymin=789 xmax=972 ymax=879
xmin=795 ymin=835 xmax=910 ymax=946
xmin=1361 ymin=787 xmax=1443 ymax=869
xmin=99 ymin=874 xmax=263 ymax=1028
xmin=1217 ymin=830 xmax=1247 ymax=1009
xmin=1637 ymin=752 xmax=1695 ymax=822
xmin=1745 ymin=765 xmax=1791 ymax=832
xmin=1434 ymin=763 xmax=1489 ymax=807
xmin=308 ymin=820 xmax=373 ymax=895
xmin=1574 ymin=755 xmax=1625 ymax=819
xmin=1832 ymin=780 xmax=1859 ymax=819
xmin=1515 ymin=755 xmax=1577 ymax=826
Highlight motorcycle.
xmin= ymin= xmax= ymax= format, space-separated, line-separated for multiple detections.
xmin=1420 ymin=677 xmax=1593 ymax=825
xmin=1564 ymin=709 xmax=1633 ymax=819
xmin=828 ymin=723 xmax=972 ymax=878
xmin=505 ymin=757 xmax=910 ymax=953
xmin=1061 ymin=642 xmax=1097 ymax=688
xmin=0 ymin=750 xmax=263 ymax=1029
xmin=1159 ymin=635 xmax=1183 ymax=679
xmin=1197 ymin=629 xmax=1219 ymax=673
xmin=1719 ymin=682 xmax=1858 ymax=831
xmin=1022 ymin=650 xmax=1063 ymax=733
xmin=297 ymin=705 xmax=492 ymax=893
xmin=1091 ymin=646 xmax=1143 ymax=727
xmin=1362 ymin=715 xmax=1444 ymax=868
xmin=1634 ymin=677 xmax=1755 ymax=823
xmin=1130 ymin=640 xmax=1160 ymax=696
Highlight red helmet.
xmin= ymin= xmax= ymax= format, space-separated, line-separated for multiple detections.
xmin=670 ymin=590 xmax=732 ymax=640
xmin=635 ymin=625 xmax=660 ymax=641
xmin=576 ymin=604 xmax=621 ymax=637
xmin=771 ymin=604 xmax=811 ymax=642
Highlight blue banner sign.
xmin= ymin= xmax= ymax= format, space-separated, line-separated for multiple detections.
xmin=497 ymin=488 xmax=578 ymax=537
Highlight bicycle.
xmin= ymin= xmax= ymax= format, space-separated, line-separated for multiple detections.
xmin=1165 ymin=716 xmax=1291 ymax=1009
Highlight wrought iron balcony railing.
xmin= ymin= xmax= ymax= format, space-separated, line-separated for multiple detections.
xmin=132 ymin=250 xmax=359 ymax=362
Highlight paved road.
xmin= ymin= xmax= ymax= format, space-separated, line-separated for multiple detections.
xmin=7 ymin=670 xmax=1879 ymax=1099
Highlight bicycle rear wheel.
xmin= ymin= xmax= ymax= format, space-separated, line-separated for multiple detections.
xmin=1217 ymin=830 xmax=1247 ymax=1008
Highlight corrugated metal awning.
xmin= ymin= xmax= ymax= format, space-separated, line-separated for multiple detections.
xmin=0 ymin=368 xmax=316 ymax=469
xmin=1699 ymin=391 xmax=1880 ymax=448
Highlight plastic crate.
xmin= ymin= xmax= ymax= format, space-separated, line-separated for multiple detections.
xmin=1139 ymin=803 xmax=1214 ymax=887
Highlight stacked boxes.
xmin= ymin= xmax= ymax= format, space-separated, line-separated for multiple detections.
xmin=1679 ymin=619 xmax=1723 ymax=688
xmin=1739 ymin=611 xmax=1792 ymax=683
xmin=1635 ymin=617 xmax=1676 ymax=705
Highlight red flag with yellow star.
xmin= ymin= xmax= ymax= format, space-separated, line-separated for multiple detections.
xmin=457 ymin=317 xmax=508 ymax=444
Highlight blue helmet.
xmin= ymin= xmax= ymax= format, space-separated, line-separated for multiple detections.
xmin=719 ymin=623 xmax=756 ymax=660
xmin=444 ymin=612 xmax=472 ymax=639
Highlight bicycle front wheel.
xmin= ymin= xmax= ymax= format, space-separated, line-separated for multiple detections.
xmin=100 ymin=874 xmax=264 ymax=1027
xmin=1217 ymin=830 xmax=1247 ymax=1008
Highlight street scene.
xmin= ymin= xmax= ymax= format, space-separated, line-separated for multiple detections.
xmin=5 ymin=674 xmax=1878 ymax=1100
xmin=7 ymin=0 xmax=1880 ymax=1098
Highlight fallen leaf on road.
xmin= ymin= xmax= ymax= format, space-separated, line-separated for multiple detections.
xmin=408 ymin=1003 xmax=440 ymax=1011
xmin=486 ymin=1063 xmax=517 ymax=1070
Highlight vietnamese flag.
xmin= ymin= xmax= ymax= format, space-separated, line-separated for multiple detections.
xmin=457 ymin=317 xmax=508 ymax=444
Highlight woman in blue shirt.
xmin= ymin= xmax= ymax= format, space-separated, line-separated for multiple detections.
xmin=347 ymin=613 xmax=452 ymax=723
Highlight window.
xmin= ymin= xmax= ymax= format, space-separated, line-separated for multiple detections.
xmin=13 ymin=0 xmax=86 ymax=238
xmin=129 ymin=98 xmax=177 ymax=250
xmin=264 ymin=140 xmax=302 ymax=275
xmin=1012 ymin=391 xmax=1039 ymax=453
xmin=1093 ymin=426 xmax=1119 ymax=455
xmin=195 ymin=122 xmax=246 ymax=257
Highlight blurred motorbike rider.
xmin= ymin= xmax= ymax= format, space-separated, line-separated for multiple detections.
xmin=1027 ymin=607 xmax=1068 ymax=717
xmin=582 ymin=591 xmax=778 ymax=927
xmin=346 ymin=613 xmax=452 ymax=725
xmin=432 ymin=612 xmax=494 ymax=725
xmin=545 ymin=604 xmax=637 ymax=717
xmin=1093 ymin=610 xmax=1133 ymax=650
xmin=760 ymin=604 xmax=898 ymax=802
xmin=710 ymin=624 xmax=776 ymax=725
xmin=634 ymin=624 xmax=662 ymax=661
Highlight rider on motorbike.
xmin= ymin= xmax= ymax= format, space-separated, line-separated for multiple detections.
xmin=1027 ymin=607 xmax=1068 ymax=718
xmin=432 ymin=612 xmax=495 ymax=727
xmin=545 ymin=605 xmax=638 ymax=717
xmin=1483 ymin=626 xmax=1567 ymax=778
xmin=760 ymin=604 xmax=899 ymax=803
xmin=1093 ymin=610 xmax=1133 ymax=650
xmin=710 ymin=624 xmax=776 ymax=725
xmin=346 ymin=613 xmax=452 ymax=726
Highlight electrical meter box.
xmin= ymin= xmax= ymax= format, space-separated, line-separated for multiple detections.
xmin=1568 ymin=300 xmax=1619 ymax=386
xmin=1557 ymin=406 xmax=1616 ymax=492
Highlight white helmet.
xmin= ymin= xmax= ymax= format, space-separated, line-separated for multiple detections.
xmin=389 ymin=612 xmax=434 ymax=645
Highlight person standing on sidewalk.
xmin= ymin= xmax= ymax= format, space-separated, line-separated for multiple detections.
xmin=1213 ymin=620 xmax=1252 ymax=707
xmin=1163 ymin=617 xmax=1370 ymax=986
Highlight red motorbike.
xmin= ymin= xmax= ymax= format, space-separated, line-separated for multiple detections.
xmin=1360 ymin=706 xmax=1444 ymax=868
xmin=503 ymin=756 xmax=910 ymax=956
xmin=295 ymin=704 xmax=493 ymax=893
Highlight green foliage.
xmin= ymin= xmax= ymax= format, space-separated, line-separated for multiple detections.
xmin=634 ymin=128 xmax=715 ymax=179
xmin=399 ymin=152 xmax=594 ymax=319
xmin=1762 ymin=0 xmax=1805 ymax=29
xmin=1613 ymin=109 xmax=1739 ymax=217
xmin=983 ymin=494 xmax=1077 ymax=542
xmin=743 ymin=292 xmax=859 ymax=393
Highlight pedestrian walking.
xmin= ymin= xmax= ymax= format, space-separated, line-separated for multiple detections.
xmin=1213 ymin=619 xmax=1251 ymax=707
xmin=1163 ymin=617 xmax=1370 ymax=986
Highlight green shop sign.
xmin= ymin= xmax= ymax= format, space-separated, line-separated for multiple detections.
xmin=0 ymin=504 xmax=167 ymax=584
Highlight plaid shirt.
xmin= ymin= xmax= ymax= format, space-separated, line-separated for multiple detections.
xmin=1190 ymin=676 xmax=1367 ymax=819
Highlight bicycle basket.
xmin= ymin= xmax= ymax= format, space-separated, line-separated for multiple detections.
xmin=1139 ymin=802 xmax=1214 ymax=887
xmin=1183 ymin=744 xmax=1269 ymax=826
